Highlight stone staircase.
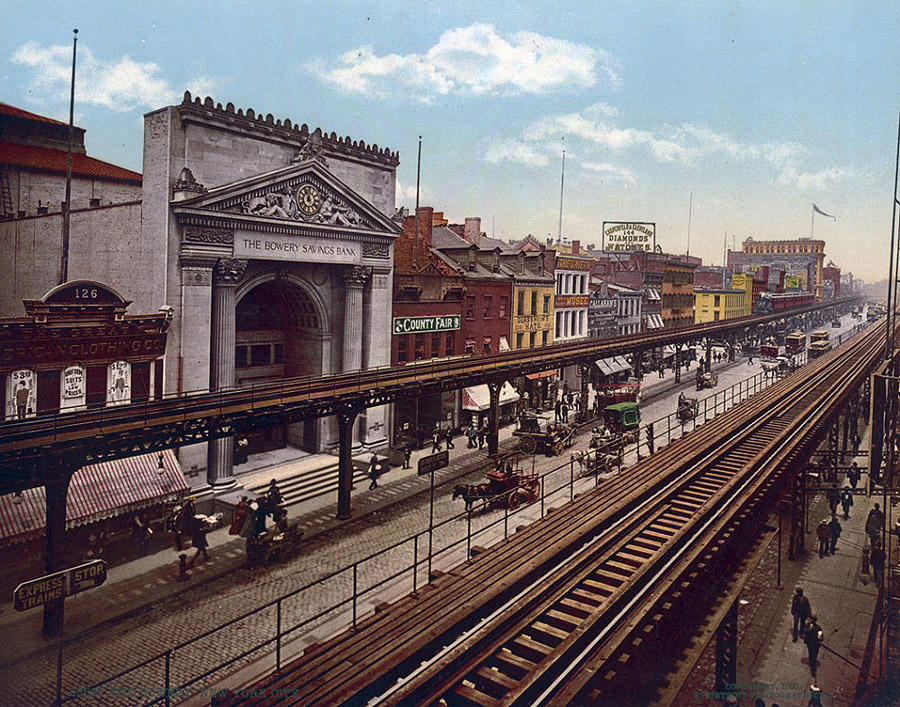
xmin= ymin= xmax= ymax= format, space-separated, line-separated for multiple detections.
xmin=245 ymin=458 xmax=370 ymax=508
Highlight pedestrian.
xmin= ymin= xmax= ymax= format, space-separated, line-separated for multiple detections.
xmin=189 ymin=518 xmax=210 ymax=566
xmin=866 ymin=503 xmax=884 ymax=548
xmin=791 ymin=586 xmax=812 ymax=642
xmin=229 ymin=496 xmax=249 ymax=535
xmin=554 ymin=399 xmax=562 ymax=422
xmin=445 ymin=427 xmax=454 ymax=450
xmin=840 ymin=487 xmax=853 ymax=519
xmin=803 ymin=615 xmax=824 ymax=678
xmin=431 ymin=429 xmax=441 ymax=453
xmin=368 ymin=454 xmax=380 ymax=489
xmin=871 ymin=541 xmax=886 ymax=585
xmin=565 ymin=391 xmax=573 ymax=407
xmin=132 ymin=513 xmax=151 ymax=556
xmin=748 ymin=354 xmax=753 ymax=365
xmin=816 ymin=518 xmax=831 ymax=559
xmin=402 ymin=443 xmax=412 ymax=469
xmin=252 ymin=500 xmax=268 ymax=536
xmin=168 ymin=503 xmax=185 ymax=551
xmin=848 ymin=462 xmax=860 ymax=489
xmin=467 ymin=424 xmax=477 ymax=449
xmin=267 ymin=480 xmax=286 ymax=527
xmin=825 ymin=483 xmax=840 ymax=516
xmin=658 ymin=362 xmax=664 ymax=379
xmin=561 ymin=402 xmax=569 ymax=423
xmin=852 ymin=432 xmax=861 ymax=455
xmin=828 ymin=515 xmax=841 ymax=555
xmin=477 ymin=425 xmax=486 ymax=449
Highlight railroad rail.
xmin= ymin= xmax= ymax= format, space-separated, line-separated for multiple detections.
xmin=219 ymin=315 xmax=883 ymax=706
xmin=0 ymin=298 xmax=853 ymax=480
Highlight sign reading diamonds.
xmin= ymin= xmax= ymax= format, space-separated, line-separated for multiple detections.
xmin=392 ymin=315 xmax=461 ymax=335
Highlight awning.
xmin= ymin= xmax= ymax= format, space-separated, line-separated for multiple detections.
xmin=0 ymin=450 xmax=187 ymax=544
xmin=647 ymin=314 xmax=664 ymax=329
xmin=526 ymin=370 xmax=556 ymax=381
xmin=462 ymin=382 xmax=521 ymax=412
xmin=594 ymin=355 xmax=631 ymax=377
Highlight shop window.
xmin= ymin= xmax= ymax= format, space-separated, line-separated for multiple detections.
xmin=465 ymin=295 xmax=476 ymax=320
xmin=543 ymin=294 xmax=550 ymax=314
xmin=517 ymin=290 xmax=525 ymax=315
xmin=414 ymin=334 xmax=425 ymax=360
xmin=431 ymin=332 xmax=440 ymax=357
xmin=499 ymin=295 xmax=508 ymax=319
xmin=397 ymin=336 xmax=409 ymax=363
xmin=529 ymin=331 xmax=536 ymax=348
xmin=542 ymin=330 xmax=548 ymax=346
xmin=483 ymin=296 xmax=493 ymax=319
xmin=251 ymin=344 xmax=271 ymax=367
xmin=516 ymin=332 xmax=524 ymax=349
xmin=445 ymin=332 xmax=454 ymax=356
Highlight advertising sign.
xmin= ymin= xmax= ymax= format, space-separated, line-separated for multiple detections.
xmin=393 ymin=315 xmax=461 ymax=335
xmin=556 ymin=257 xmax=592 ymax=272
xmin=5 ymin=369 xmax=36 ymax=421
xmin=554 ymin=295 xmax=589 ymax=309
xmin=417 ymin=450 xmax=450 ymax=476
xmin=602 ymin=222 xmax=656 ymax=252
xmin=107 ymin=360 xmax=131 ymax=405
xmin=60 ymin=365 xmax=86 ymax=412
xmin=14 ymin=561 xmax=108 ymax=611
xmin=234 ymin=232 xmax=361 ymax=265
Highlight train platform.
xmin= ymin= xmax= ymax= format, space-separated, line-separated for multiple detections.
xmin=677 ymin=448 xmax=885 ymax=706
xmin=0 ymin=353 xmax=749 ymax=667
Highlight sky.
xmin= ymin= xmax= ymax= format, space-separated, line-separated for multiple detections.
xmin=2 ymin=0 xmax=899 ymax=283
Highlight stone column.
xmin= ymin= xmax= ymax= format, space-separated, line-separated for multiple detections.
xmin=207 ymin=258 xmax=247 ymax=489
xmin=343 ymin=266 xmax=371 ymax=448
xmin=360 ymin=267 xmax=391 ymax=448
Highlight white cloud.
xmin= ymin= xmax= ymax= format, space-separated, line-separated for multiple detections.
xmin=581 ymin=161 xmax=636 ymax=185
xmin=310 ymin=24 xmax=616 ymax=101
xmin=777 ymin=166 xmax=855 ymax=189
xmin=12 ymin=42 xmax=218 ymax=112
xmin=485 ymin=139 xmax=550 ymax=167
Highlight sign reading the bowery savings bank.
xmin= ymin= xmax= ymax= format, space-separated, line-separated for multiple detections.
xmin=393 ymin=315 xmax=461 ymax=335
xmin=234 ymin=233 xmax=361 ymax=264
xmin=602 ymin=222 xmax=656 ymax=252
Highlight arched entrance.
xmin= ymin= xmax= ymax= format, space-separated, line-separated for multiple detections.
xmin=235 ymin=277 xmax=325 ymax=454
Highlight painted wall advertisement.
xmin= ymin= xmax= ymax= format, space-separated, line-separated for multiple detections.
xmin=5 ymin=368 xmax=36 ymax=420
xmin=602 ymin=222 xmax=656 ymax=252
xmin=107 ymin=360 xmax=131 ymax=405
xmin=60 ymin=365 xmax=86 ymax=412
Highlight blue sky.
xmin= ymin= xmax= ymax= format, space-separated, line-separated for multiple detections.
xmin=3 ymin=0 xmax=899 ymax=282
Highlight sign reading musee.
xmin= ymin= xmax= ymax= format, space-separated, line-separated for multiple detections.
xmin=14 ymin=560 xmax=107 ymax=611
xmin=393 ymin=315 xmax=461 ymax=335
xmin=234 ymin=233 xmax=361 ymax=264
xmin=602 ymin=222 xmax=656 ymax=252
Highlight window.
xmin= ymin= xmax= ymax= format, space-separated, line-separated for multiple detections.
xmin=465 ymin=295 xmax=476 ymax=320
xmin=713 ymin=311 xmax=720 ymax=321
xmin=529 ymin=331 xmax=536 ymax=348
xmin=543 ymin=295 xmax=550 ymax=314
xmin=556 ymin=312 xmax=562 ymax=338
xmin=714 ymin=295 xmax=721 ymax=307
xmin=445 ymin=332 xmax=454 ymax=356
xmin=235 ymin=345 xmax=249 ymax=368
xmin=397 ymin=336 xmax=408 ymax=363
xmin=517 ymin=290 xmax=525 ymax=315
xmin=530 ymin=290 xmax=538 ymax=316
xmin=499 ymin=295 xmax=508 ymax=319
xmin=431 ymin=332 xmax=440 ymax=357
xmin=465 ymin=338 xmax=476 ymax=354
xmin=414 ymin=334 xmax=425 ymax=360
xmin=516 ymin=332 xmax=524 ymax=349
xmin=542 ymin=330 xmax=548 ymax=346
xmin=483 ymin=296 xmax=493 ymax=319
xmin=482 ymin=337 xmax=492 ymax=354
xmin=251 ymin=344 xmax=272 ymax=366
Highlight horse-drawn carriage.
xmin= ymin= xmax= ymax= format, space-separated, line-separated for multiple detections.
xmin=513 ymin=412 xmax=575 ymax=456
xmin=578 ymin=402 xmax=641 ymax=476
xmin=676 ymin=392 xmax=699 ymax=423
xmin=696 ymin=369 xmax=718 ymax=390
xmin=453 ymin=457 xmax=540 ymax=511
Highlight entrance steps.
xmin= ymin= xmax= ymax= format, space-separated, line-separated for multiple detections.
xmin=244 ymin=458 xmax=369 ymax=508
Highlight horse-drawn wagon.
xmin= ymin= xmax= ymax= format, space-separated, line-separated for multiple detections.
xmin=453 ymin=457 xmax=540 ymax=511
xmin=513 ymin=412 xmax=575 ymax=456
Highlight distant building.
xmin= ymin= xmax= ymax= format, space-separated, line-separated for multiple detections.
xmin=694 ymin=288 xmax=751 ymax=323
xmin=731 ymin=237 xmax=825 ymax=300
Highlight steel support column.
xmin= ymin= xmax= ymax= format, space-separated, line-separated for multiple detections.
xmin=487 ymin=381 xmax=501 ymax=457
xmin=579 ymin=362 xmax=589 ymax=419
xmin=714 ymin=599 xmax=739 ymax=699
xmin=43 ymin=468 xmax=73 ymax=637
xmin=674 ymin=343 xmax=682 ymax=383
xmin=336 ymin=406 xmax=360 ymax=520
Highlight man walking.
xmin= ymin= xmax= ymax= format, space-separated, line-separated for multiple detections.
xmin=816 ymin=518 xmax=831 ymax=559
xmin=402 ymin=443 xmax=412 ymax=469
xmin=791 ymin=586 xmax=811 ymax=642
xmin=431 ymin=429 xmax=441 ymax=453
xmin=866 ymin=503 xmax=884 ymax=548
xmin=477 ymin=425 xmax=486 ymax=449
xmin=828 ymin=515 xmax=842 ymax=555
xmin=840 ymin=487 xmax=853 ymax=520
xmin=804 ymin=616 xmax=824 ymax=678
xmin=368 ymin=454 xmax=381 ymax=490
xmin=445 ymin=427 xmax=455 ymax=450
xmin=826 ymin=484 xmax=840 ymax=516
xmin=871 ymin=541 xmax=886 ymax=585
xmin=847 ymin=462 xmax=860 ymax=490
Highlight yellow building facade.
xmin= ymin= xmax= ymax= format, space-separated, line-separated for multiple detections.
xmin=511 ymin=284 xmax=555 ymax=349
xmin=694 ymin=288 xmax=751 ymax=323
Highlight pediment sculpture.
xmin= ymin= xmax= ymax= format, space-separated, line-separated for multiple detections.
xmin=240 ymin=183 xmax=368 ymax=228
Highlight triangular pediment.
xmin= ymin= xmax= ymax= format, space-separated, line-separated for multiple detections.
xmin=172 ymin=160 xmax=401 ymax=234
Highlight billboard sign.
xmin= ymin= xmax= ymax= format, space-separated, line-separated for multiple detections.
xmin=602 ymin=222 xmax=656 ymax=252
xmin=393 ymin=315 xmax=461 ymax=335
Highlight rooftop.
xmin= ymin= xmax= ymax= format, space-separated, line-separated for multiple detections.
xmin=0 ymin=141 xmax=142 ymax=184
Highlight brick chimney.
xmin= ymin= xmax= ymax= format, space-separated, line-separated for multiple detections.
xmin=572 ymin=240 xmax=580 ymax=254
xmin=396 ymin=206 xmax=434 ymax=273
xmin=464 ymin=217 xmax=482 ymax=245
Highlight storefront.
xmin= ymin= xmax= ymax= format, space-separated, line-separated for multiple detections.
xmin=461 ymin=382 xmax=520 ymax=426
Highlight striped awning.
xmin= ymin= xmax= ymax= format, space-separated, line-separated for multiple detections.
xmin=462 ymin=382 xmax=520 ymax=412
xmin=0 ymin=450 xmax=187 ymax=544
xmin=594 ymin=355 xmax=631 ymax=377
xmin=646 ymin=314 xmax=664 ymax=330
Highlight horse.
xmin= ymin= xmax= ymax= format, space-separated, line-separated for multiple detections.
xmin=453 ymin=483 xmax=490 ymax=511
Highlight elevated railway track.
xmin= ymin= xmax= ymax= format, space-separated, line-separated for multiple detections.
xmin=220 ymin=313 xmax=884 ymax=706
xmin=0 ymin=298 xmax=853 ymax=486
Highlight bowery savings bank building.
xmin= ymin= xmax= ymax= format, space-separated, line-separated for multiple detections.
xmin=148 ymin=93 xmax=401 ymax=489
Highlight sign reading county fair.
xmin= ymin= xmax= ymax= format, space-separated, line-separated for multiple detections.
xmin=234 ymin=233 xmax=361 ymax=264
xmin=602 ymin=222 xmax=656 ymax=252
xmin=14 ymin=560 xmax=107 ymax=611
xmin=393 ymin=315 xmax=461 ymax=335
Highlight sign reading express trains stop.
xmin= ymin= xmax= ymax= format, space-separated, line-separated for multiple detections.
xmin=14 ymin=560 xmax=107 ymax=611
xmin=392 ymin=315 xmax=461 ymax=335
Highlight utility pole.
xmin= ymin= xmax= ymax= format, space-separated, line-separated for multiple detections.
xmin=59 ymin=28 xmax=78 ymax=285
xmin=413 ymin=135 xmax=422 ymax=272
xmin=686 ymin=191 xmax=693 ymax=256
xmin=557 ymin=148 xmax=566 ymax=243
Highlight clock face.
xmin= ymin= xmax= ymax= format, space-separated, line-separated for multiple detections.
xmin=297 ymin=184 xmax=322 ymax=215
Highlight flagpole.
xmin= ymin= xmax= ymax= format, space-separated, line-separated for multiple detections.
xmin=686 ymin=191 xmax=693 ymax=256
xmin=557 ymin=144 xmax=566 ymax=243
xmin=60 ymin=28 xmax=78 ymax=286
xmin=810 ymin=204 xmax=815 ymax=240
xmin=413 ymin=135 xmax=422 ymax=272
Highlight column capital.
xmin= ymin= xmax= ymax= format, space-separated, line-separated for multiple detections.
xmin=344 ymin=265 xmax=373 ymax=288
xmin=215 ymin=258 xmax=248 ymax=285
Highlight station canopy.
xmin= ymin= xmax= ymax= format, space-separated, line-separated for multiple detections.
xmin=594 ymin=355 xmax=631 ymax=377
xmin=463 ymin=382 xmax=520 ymax=412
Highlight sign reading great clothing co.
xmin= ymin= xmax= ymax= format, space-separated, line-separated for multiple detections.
xmin=233 ymin=233 xmax=361 ymax=264
xmin=393 ymin=315 xmax=461 ymax=335
xmin=602 ymin=222 xmax=656 ymax=252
